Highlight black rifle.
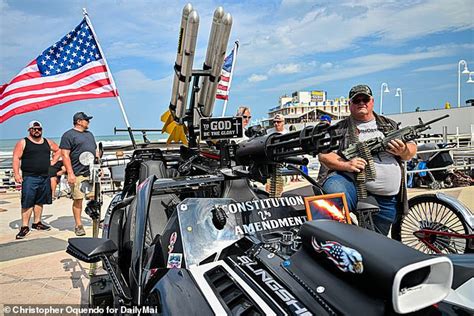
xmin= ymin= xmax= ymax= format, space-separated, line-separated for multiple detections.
xmin=340 ymin=114 xmax=449 ymax=161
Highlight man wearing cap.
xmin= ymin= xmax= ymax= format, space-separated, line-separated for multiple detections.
xmin=318 ymin=85 xmax=417 ymax=236
xmin=12 ymin=121 xmax=60 ymax=239
xmin=320 ymin=114 xmax=332 ymax=126
xmin=267 ymin=114 xmax=288 ymax=135
xmin=60 ymin=112 xmax=97 ymax=236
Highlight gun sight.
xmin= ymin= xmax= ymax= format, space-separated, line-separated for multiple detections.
xmin=418 ymin=114 xmax=449 ymax=126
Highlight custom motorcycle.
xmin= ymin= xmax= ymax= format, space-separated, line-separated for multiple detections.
xmin=67 ymin=3 xmax=472 ymax=313
xmin=66 ymin=126 xmax=473 ymax=315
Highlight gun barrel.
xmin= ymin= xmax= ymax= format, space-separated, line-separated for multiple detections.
xmin=279 ymin=156 xmax=309 ymax=165
xmin=235 ymin=124 xmax=340 ymax=165
xmin=421 ymin=114 xmax=449 ymax=126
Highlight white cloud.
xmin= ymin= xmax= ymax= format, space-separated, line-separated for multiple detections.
xmin=269 ymin=63 xmax=302 ymax=74
xmin=2 ymin=0 xmax=471 ymax=80
xmin=248 ymin=74 xmax=268 ymax=82
xmin=233 ymin=0 xmax=473 ymax=74
xmin=321 ymin=62 xmax=334 ymax=70
xmin=264 ymin=45 xmax=459 ymax=92
xmin=431 ymin=83 xmax=457 ymax=90
xmin=413 ymin=63 xmax=455 ymax=72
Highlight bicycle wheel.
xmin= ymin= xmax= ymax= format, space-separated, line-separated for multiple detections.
xmin=400 ymin=195 xmax=469 ymax=254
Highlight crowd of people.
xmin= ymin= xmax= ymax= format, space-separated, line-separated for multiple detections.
xmin=12 ymin=84 xmax=417 ymax=239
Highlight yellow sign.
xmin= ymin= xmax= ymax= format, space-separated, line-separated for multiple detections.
xmin=311 ymin=90 xmax=325 ymax=102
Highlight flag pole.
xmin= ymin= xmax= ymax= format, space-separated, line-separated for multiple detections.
xmin=82 ymin=8 xmax=137 ymax=148
xmin=221 ymin=40 xmax=239 ymax=117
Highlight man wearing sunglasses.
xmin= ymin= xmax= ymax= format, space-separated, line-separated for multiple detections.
xmin=60 ymin=112 xmax=97 ymax=236
xmin=318 ymin=85 xmax=417 ymax=236
xmin=267 ymin=114 xmax=288 ymax=135
xmin=12 ymin=121 xmax=61 ymax=239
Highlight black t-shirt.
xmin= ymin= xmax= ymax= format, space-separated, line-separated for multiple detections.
xmin=60 ymin=128 xmax=96 ymax=176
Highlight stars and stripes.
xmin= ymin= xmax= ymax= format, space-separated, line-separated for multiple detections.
xmin=216 ymin=42 xmax=238 ymax=101
xmin=311 ymin=237 xmax=364 ymax=273
xmin=0 ymin=18 xmax=117 ymax=123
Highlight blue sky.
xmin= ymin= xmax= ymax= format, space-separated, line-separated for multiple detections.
xmin=1 ymin=0 xmax=473 ymax=139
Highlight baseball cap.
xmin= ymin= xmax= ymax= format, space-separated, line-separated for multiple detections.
xmin=349 ymin=84 xmax=373 ymax=100
xmin=273 ymin=114 xmax=284 ymax=122
xmin=320 ymin=115 xmax=332 ymax=123
xmin=28 ymin=120 xmax=42 ymax=129
xmin=73 ymin=112 xmax=93 ymax=124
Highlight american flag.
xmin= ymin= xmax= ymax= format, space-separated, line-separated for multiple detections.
xmin=216 ymin=43 xmax=237 ymax=101
xmin=312 ymin=237 xmax=364 ymax=274
xmin=0 ymin=18 xmax=117 ymax=123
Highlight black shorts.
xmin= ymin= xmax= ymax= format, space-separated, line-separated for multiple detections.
xmin=21 ymin=176 xmax=52 ymax=208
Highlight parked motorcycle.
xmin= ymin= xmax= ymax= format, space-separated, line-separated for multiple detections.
xmin=65 ymin=3 xmax=472 ymax=310
xmin=67 ymin=126 xmax=472 ymax=314
xmin=407 ymin=143 xmax=456 ymax=190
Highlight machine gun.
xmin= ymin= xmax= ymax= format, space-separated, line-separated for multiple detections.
xmin=341 ymin=114 xmax=449 ymax=161
xmin=233 ymin=123 xmax=341 ymax=185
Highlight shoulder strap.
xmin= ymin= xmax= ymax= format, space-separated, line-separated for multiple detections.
xmin=374 ymin=113 xmax=397 ymax=134
xmin=44 ymin=138 xmax=51 ymax=149
xmin=21 ymin=138 xmax=27 ymax=150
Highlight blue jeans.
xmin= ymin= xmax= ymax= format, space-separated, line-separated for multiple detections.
xmin=322 ymin=172 xmax=397 ymax=236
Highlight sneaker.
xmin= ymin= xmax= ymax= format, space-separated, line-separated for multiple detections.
xmin=74 ymin=225 xmax=86 ymax=236
xmin=32 ymin=222 xmax=51 ymax=231
xmin=16 ymin=226 xmax=30 ymax=239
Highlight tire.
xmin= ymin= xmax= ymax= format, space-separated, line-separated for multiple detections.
xmin=398 ymin=195 xmax=469 ymax=254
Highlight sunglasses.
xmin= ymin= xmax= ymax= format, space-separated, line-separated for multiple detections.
xmin=31 ymin=127 xmax=43 ymax=131
xmin=274 ymin=121 xmax=283 ymax=124
xmin=242 ymin=115 xmax=251 ymax=119
xmin=351 ymin=96 xmax=371 ymax=104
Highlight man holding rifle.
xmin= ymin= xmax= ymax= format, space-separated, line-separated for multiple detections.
xmin=318 ymin=85 xmax=417 ymax=236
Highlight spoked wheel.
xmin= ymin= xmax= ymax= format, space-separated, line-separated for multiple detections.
xmin=400 ymin=195 xmax=469 ymax=254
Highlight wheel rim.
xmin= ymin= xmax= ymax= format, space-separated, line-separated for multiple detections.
xmin=400 ymin=200 xmax=467 ymax=254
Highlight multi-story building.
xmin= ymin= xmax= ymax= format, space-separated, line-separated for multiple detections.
xmin=267 ymin=90 xmax=351 ymax=128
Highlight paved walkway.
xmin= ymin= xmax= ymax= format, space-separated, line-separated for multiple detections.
xmin=0 ymin=193 xmax=112 ymax=308
xmin=0 ymin=185 xmax=472 ymax=308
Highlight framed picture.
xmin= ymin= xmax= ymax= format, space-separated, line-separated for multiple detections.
xmin=304 ymin=193 xmax=351 ymax=224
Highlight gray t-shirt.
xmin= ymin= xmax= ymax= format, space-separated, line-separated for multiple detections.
xmin=267 ymin=127 xmax=288 ymax=135
xmin=356 ymin=119 xmax=401 ymax=196
xmin=60 ymin=128 xmax=96 ymax=176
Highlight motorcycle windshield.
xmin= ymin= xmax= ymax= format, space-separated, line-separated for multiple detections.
xmin=177 ymin=198 xmax=241 ymax=267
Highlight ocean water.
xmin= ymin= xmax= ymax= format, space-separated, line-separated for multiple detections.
xmin=0 ymin=133 xmax=167 ymax=168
